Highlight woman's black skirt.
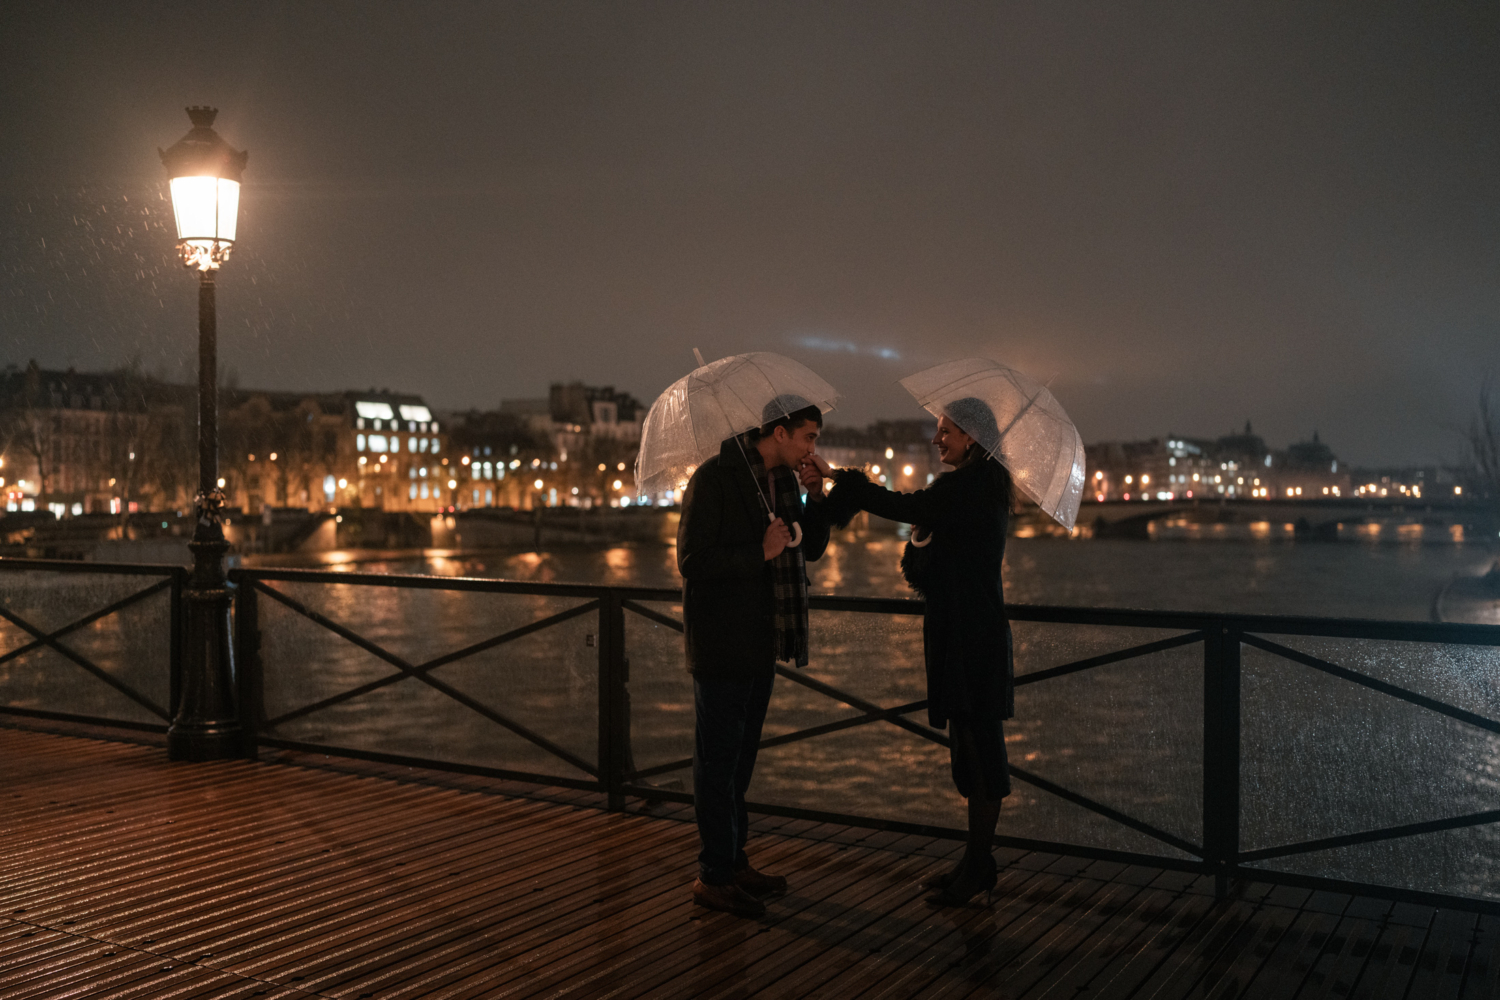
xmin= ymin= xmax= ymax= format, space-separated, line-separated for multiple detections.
xmin=948 ymin=716 xmax=1010 ymax=802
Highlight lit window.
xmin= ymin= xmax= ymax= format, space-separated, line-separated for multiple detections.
xmin=356 ymin=434 xmax=366 ymax=452
xmin=398 ymin=404 xmax=433 ymax=423
xmin=420 ymin=482 xmax=429 ymax=499
xmin=419 ymin=438 xmax=429 ymax=454
xmin=431 ymin=438 xmax=440 ymax=453
xmin=409 ymin=483 xmax=417 ymax=499
xmin=368 ymin=434 xmax=387 ymax=453
xmin=409 ymin=437 xmax=419 ymax=452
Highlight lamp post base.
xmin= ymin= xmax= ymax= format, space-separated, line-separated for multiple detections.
xmin=167 ymin=723 xmax=245 ymax=762
xmin=167 ymin=532 xmax=245 ymax=761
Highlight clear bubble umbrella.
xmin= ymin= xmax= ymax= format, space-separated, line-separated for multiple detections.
xmin=635 ymin=350 xmax=839 ymax=518
xmin=900 ymin=358 xmax=1086 ymax=530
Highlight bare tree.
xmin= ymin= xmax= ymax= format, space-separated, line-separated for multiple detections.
xmin=1461 ymin=377 xmax=1500 ymax=504
xmin=0 ymin=364 xmax=58 ymax=500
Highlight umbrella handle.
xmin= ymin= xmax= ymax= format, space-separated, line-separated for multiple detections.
xmin=908 ymin=527 xmax=932 ymax=548
xmin=787 ymin=521 xmax=802 ymax=548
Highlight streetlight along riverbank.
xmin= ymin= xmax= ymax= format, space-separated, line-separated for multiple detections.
xmin=159 ymin=107 xmax=248 ymax=762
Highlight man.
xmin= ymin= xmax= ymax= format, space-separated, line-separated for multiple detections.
xmin=677 ymin=395 xmax=832 ymax=918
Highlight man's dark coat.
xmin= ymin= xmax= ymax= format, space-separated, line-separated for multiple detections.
xmin=826 ymin=459 xmax=1013 ymax=726
xmin=678 ymin=439 xmax=832 ymax=680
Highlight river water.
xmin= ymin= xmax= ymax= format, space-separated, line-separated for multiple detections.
xmin=4 ymin=529 xmax=1498 ymax=902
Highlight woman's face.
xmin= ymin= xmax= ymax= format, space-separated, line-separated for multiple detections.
xmin=932 ymin=415 xmax=976 ymax=467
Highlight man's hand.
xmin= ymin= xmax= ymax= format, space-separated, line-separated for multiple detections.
xmin=763 ymin=517 xmax=793 ymax=561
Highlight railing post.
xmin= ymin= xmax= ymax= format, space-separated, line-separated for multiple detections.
xmin=232 ymin=573 xmax=262 ymax=758
xmin=597 ymin=589 xmax=628 ymax=811
xmin=169 ymin=566 xmax=185 ymax=721
xmin=1203 ymin=620 xmax=1242 ymax=897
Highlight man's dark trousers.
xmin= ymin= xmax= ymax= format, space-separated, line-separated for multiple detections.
xmin=693 ymin=668 xmax=775 ymax=886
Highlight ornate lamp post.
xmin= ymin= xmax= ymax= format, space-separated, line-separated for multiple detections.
xmin=160 ymin=107 xmax=248 ymax=761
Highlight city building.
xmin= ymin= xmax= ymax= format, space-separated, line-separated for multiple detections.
xmin=1086 ymin=423 xmax=1351 ymax=501
xmin=220 ymin=389 xmax=450 ymax=513
xmin=453 ymin=382 xmax=647 ymax=510
xmin=0 ymin=361 xmax=194 ymax=515
xmin=819 ymin=419 xmax=941 ymax=492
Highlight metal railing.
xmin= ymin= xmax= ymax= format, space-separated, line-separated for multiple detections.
xmin=4 ymin=557 xmax=1499 ymax=915
xmin=225 ymin=567 xmax=1500 ymax=914
xmin=0 ymin=557 xmax=184 ymax=732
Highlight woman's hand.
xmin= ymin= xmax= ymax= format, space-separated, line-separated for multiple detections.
xmin=798 ymin=453 xmax=832 ymax=497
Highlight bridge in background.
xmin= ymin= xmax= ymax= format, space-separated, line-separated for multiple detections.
xmin=1055 ymin=497 xmax=1489 ymax=539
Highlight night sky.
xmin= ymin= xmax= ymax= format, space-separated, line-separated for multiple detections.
xmin=3 ymin=3 xmax=1496 ymax=465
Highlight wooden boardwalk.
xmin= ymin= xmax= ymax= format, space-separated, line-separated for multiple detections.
xmin=1 ymin=725 xmax=1496 ymax=1000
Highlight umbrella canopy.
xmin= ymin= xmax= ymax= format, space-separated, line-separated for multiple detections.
xmin=900 ymin=358 xmax=1086 ymax=529
xmin=635 ymin=351 xmax=839 ymax=498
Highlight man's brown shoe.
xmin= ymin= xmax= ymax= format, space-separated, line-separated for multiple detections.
xmin=692 ymin=879 xmax=765 ymax=918
xmin=733 ymin=864 xmax=788 ymax=897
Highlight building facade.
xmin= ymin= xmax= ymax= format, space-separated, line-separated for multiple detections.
xmin=1085 ymin=424 xmax=1351 ymax=502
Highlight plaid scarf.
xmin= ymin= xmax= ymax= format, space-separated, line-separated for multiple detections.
xmin=743 ymin=441 xmax=811 ymax=667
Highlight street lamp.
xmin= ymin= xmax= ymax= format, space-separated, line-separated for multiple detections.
xmin=160 ymin=106 xmax=248 ymax=761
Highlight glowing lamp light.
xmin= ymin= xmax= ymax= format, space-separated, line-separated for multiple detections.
xmin=534 ymin=479 xmax=544 ymax=490
xmin=159 ymin=108 xmax=247 ymax=271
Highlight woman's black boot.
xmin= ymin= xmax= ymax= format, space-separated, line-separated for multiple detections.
xmin=925 ymin=851 xmax=997 ymax=906
xmin=926 ymin=797 xmax=1001 ymax=906
xmin=921 ymin=856 xmax=967 ymax=891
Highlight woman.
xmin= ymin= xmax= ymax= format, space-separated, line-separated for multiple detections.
xmin=817 ymin=397 xmax=1013 ymax=906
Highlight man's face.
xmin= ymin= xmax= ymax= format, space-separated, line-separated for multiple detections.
xmin=771 ymin=420 xmax=820 ymax=469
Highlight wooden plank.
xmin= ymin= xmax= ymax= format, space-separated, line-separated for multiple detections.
xmin=1029 ymin=868 xmax=1244 ymax=999
xmin=507 ymin=837 xmax=901 ymax=1000
xmin=1347 ymin=913 xmax=1433 ymax=1000
xmin=1079 ymin=875 xmax=1227 ymax=998
xmin=1193 ymin=892 xmax=1308 ymax=999
xmin=1238 ymin=894 xmax=1353 ymax=1000
xmin=905 ymin=861 xmax=1131 ymax=1000
xmin=1 ymin=727 xmax=1489 ymax=1000
xmin=796 ymin=857 xmax=1059 ymax=1000
xmin=345 ymin=831 xmax=821 ymax=999
xmin=1405 ymin=909 xmax=1480 ymax=1000
xmin=240 ymin=814 xmax=705 ymax=996
xmin=1459 ymin=914 xmax=1500 ymax=1000
xmin=1293 ymin=896 xmax=1394 ymax=1000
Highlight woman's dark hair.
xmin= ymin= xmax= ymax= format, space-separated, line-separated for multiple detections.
xmin=944 ymin=397 xmax=999 ymax=458
xmin=944 ymin=396 xmax=1013 ymax=507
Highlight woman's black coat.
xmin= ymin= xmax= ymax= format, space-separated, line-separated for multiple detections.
xmin=826 ymin=459 xmax=1013 ymax=727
